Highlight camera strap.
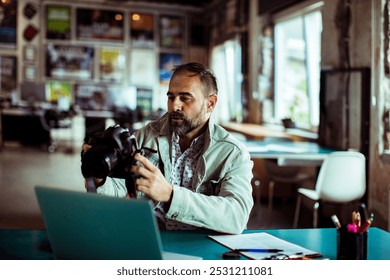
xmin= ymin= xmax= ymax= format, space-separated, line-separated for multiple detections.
xmin=125 ymin=174 xmax=136 ymax=198
xmin=85 ymin=178 xmax=97 ymax=193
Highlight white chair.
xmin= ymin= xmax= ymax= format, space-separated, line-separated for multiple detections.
xmin=293 ymin=151 xmax=366 ymax=228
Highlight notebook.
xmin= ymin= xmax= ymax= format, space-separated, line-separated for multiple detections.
xmin=35 ymin=186 xmax=201 ymax=260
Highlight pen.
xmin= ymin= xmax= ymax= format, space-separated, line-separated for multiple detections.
xmin=359 ymin=203 xmax=369 ymax=221
xmin=355 ymin=212 xmax=361 ymax=227
xmin=234 ymin=249 xmax=284 ymax=253
xmin=331 ymin=214 xmax=341 ymax=229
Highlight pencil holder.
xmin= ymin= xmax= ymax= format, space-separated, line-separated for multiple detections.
xmin=337 ymin=226 xmax=367 ymax=260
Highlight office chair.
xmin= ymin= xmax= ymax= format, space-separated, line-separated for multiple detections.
xmin=263 ymin=136 xmax=313 ymax=224
xmin=293 ymin=151 xmax=366 ymax=228
xmin=42 ymin=108 xmax=75 ymax=153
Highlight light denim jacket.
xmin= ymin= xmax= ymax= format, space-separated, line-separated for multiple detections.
xmin=98 ymin=114 xmax=254 ymax=234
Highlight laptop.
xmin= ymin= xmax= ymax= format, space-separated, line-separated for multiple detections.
xmin=35 ymin=186 xmax=201 ymax=260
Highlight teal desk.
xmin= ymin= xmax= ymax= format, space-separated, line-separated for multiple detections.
xmin=1 ymin=228 xmax=390 ymax=260
xmin=244 ymin=140 xmax=337 ymax=166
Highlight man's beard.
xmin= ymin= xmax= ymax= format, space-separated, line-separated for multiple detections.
xmin=169 ymin=109 xmax=206 ymax=136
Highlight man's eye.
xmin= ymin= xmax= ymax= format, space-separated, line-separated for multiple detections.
xmin=180 ymin=96 xmax=191 ymax=102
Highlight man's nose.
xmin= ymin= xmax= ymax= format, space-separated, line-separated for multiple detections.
xmin=171 ymin=97 xmax=183 ymax=111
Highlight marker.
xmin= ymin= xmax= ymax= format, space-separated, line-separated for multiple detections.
xmin=358 ymin=219 xmax=371 ymax=233
xmin=347 ymin=223 xmax=358 ymax=233
xmin=369 ymin=213 xmax=374 ymax=223
xmin=358 ymin=213 xmax=374 ymax=233
xmin=234 ymin=249 xmax=283 ymax=253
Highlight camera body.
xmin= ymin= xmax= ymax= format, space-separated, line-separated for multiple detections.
xmin=81 ymin=124 xmax=138 ymax=180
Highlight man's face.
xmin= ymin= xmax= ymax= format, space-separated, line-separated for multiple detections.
xmin=167 ymin=72 xmax=215 ymax=136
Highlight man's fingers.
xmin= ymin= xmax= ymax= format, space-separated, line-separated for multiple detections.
xmin=82 ymin=143 xmax=92 ymax=152
xmin=132 ymin=165 xmax=154 ymax=180
xmin=134 ymin=153 xmax=157 ymax=171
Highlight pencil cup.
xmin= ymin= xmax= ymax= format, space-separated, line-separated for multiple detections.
xmin=337 ymin=226 xmax=367 ymax=260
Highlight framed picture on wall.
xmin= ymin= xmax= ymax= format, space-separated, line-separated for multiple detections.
xmin=130 ymin=12 xmax=155 ymax=48
xmin=0 ymin=56 xmax=17 ymax=94
xmin=23 ymin=45 xmax=36 ymax=62
xmin=159 ymin=52 xmax=182 ymax=85
xmin=129 ymin=48 xmax=157 ymax=87
xmin=99 ymin=47 xmax=125 ymax=82
xmin=45 ymin=44 xmax=94 ymax=80
xmin=46 ymin=80 xmax=72 ymax=104
xmin=46 ymin=5 xmax=71 ymax=40
xmin=0 ymin=0 xmax=17 ymax=48
xmin=24 ymin=65 xmax=37 ymax=81
xmin=159 ymin=15 xmax=183 ymax=48
xmin=76 ymin=8 xmax=124 ymax=42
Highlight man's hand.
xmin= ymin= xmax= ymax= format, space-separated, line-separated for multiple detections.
xmin=131 ymin=153 xmax=173 ymax=202
xmin=82 ymin=143 xmax=91 ymax=153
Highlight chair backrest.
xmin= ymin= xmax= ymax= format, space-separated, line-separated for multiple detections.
xmin=263 ymin=136 xmax=300 ymax=177
xmin=315 ymin=151 xmax=366 ymax=203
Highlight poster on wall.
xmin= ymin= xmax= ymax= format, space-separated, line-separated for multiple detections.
xmin=76 ymin=8 xmax=124 ymax=42
xmin=45 ymin=44 xmax=94 ymax=80
xmin=46 ymin=5 xmax=71 ymax=40
xmin=159 ymin=52 xmax=182 ymax=86
xmin=129 ymin=49 xmax=156 ymax=87
xmin=99 ymin=48 xmax=125 ymax=82
xmin=130 ymin=12 xmax=155 ymax=48
xmin=0 ymin=56 xmax=17 ymax=95
xmin=46 ymin=81 xmax=72 ymax=111
xmin=159 ymin=15 xmax=183 ymax=48
xmin=0 ymin=0 xmax=17 ymax=48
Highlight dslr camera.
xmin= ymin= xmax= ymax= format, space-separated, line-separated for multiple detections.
xmin=81 ymin=125 xmax=140 ymax=194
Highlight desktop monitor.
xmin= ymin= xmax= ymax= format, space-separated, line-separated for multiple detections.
xmin=75 ymin=83 xmax=136 ymax=111
xmin=20 ymin=82 xmax=47 ymax=104
xmin=74 ymin=83 xmax=110 ymax=111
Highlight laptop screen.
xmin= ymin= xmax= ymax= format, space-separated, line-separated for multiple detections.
xmin=35 ymin=186 xmax=164 ymax=260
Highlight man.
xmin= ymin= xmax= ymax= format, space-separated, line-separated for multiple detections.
xmin=91 ymin=62 xmax=254 ymax=234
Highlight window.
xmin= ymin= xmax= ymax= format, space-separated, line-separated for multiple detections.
xmin=272 ymin=2 xmax=323 ymax=130
xmin=210 ymin=39 xmax=243 ymax=124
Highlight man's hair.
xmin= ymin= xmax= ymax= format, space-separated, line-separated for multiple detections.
xmin=171 ymin=62 xmax=218 ymax=97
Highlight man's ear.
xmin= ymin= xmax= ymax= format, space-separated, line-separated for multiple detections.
xmin=207 ymin=94 xmax=218 ymax=112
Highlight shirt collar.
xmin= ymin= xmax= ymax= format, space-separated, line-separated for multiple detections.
xmin=171 ymin=132 xmax=205 ymax=148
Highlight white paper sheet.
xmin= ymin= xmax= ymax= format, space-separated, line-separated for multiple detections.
xmin=209 ymin=232 xmax=320 ymax=260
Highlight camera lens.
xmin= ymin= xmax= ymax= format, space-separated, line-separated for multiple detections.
xmin=81 ymin=148 xmax=119 ymax=178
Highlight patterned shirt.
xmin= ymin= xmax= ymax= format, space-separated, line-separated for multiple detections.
xmin=156 ymin=132 xmax=205 ymax=230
